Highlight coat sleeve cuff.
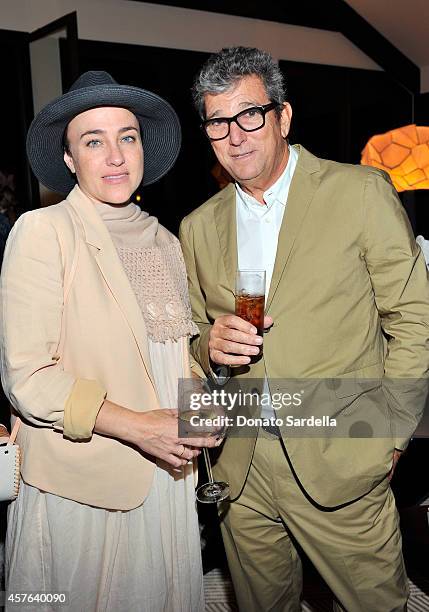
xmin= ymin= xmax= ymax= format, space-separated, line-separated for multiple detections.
xmin=63 ymin=379 xmax=107 ymax=441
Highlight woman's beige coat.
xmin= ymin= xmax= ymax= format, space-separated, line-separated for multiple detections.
xmin=0 ymin=186 xmax=181 ymax=510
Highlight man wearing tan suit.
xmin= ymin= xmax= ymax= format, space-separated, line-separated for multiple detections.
xmin=180 ymin=47 xmax=429 ymax=611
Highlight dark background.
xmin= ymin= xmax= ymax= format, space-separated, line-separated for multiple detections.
xmin=0 ymin=30 xmax=428 ymax=236
xmin=70 ymin=39 xmax=429 ymax=236
xmin=0 ymin=31 xmax=34 ymax=216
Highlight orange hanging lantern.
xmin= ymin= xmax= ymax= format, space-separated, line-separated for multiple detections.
xmin=361 ymin=124 xmax=429 ymax=192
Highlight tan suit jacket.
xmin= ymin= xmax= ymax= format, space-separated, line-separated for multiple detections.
xmin=0 ymin=186 xmax=186 ymax=510
xmin=180 ymin=145 xmax=429 ymax=507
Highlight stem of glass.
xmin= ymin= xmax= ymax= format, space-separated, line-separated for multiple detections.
xmin=202 ymin=448 xmax=214 ymax=484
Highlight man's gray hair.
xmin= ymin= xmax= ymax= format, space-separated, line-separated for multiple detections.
xmin=192 ymin=46 xmax=286 ymax=118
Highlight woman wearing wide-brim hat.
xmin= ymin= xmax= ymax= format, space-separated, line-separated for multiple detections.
xmin=0 ymin=71 xmax=217 ymax=611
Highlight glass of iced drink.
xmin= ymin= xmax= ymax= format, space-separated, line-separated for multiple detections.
xmin=235 ymin=270 xmax=266 ymax=355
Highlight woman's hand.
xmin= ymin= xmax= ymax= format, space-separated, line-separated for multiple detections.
xmin=94 ymin=401 xmax=220 ymax=468
xmin=0 ymin=424 xmax=10 ymax=442
xmin=129 ymin=409 xmax=219 ymax=468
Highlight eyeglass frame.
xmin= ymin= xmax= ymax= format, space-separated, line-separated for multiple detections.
xmin=201 ymin=102 xmax=281 ymax=141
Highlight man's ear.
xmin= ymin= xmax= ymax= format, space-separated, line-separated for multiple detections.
xmin=63 ymin=150 xmax=76 ymax=174
xmin=280 ymin=102 xmax=292 ymax=139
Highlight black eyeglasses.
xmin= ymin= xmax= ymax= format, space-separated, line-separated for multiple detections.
xmin=201 ymin=102 xmax=279 ymax=141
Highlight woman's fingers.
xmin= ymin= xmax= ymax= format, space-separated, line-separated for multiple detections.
xmin=178 ymin=435 xmax=219 ymax=448
xmin=175 ymin=444 xmax=196 ymax=462
xmin=133 ymin=409 xmax=222 ymax=465
xmin=162 ymin=453 xmax=189 ymax=468
xmin=165 ymin=444 xmax=201 ymax=468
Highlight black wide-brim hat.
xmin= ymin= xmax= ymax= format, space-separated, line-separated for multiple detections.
xmin=26 ymin=71 xmax=181 ymax=194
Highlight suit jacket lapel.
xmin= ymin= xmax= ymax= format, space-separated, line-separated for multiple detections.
xmin=214 ymin=184 xmax=237 ymax=295
xmin=66 ymin=186 xmax=155 ymax=387
xmin=266 ymin=145 xmax=321 ymax=311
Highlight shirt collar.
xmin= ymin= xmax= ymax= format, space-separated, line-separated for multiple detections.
xmin=235 ymin=145 xmax=298 ymax=211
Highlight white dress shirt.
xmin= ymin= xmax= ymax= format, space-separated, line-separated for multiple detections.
xmin=212 ymin=147 xmax=298 ymax=405
xmin=236 ymin=145 xmax=298 ymax=296
xmin=235 ymin=146 xmax=298 ymax=418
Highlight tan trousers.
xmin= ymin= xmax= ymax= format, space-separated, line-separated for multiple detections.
xmin=219 ymin=434 xmax=408 ymax=612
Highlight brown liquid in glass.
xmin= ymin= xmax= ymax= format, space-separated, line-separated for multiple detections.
xmin=235 ymin=294 xmax=265 ymax=358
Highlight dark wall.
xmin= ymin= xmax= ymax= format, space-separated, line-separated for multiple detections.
xmin=407 ymin=92 xmax=429 ymax=236
xmin=70 ymin=39 xmax=429 ymax=236
xmin=283 ymin=61 xmax=413 ymax=164
xmin=283 ymin=60 xmax=429 ymax=237
xmin=0 ymin=30 xmax=427 ymax=235
xmin=0 ymin=31 xmax=33 ymax=430
xmin=67 ymin=40 xmax=219 ymax=235
xmin=416 ymin=91 xmax=429 ymax=125
xmin=0 ymin=30 xmax=33 ymax=216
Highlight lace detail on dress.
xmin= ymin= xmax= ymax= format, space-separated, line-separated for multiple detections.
xmin=116 ymin=239 xmax=199 ymax=342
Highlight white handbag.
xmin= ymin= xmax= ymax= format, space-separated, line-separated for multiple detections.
xmin=0 ymin=418 xmax=21 ymax=502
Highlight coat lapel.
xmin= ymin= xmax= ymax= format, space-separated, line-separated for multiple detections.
xmin=66 ymin=187 xmax=155 ymax=387
xmin=266 ymin=145 xmax=321 ymax=311
xmin=214 ymin=184 xmax=237 ymax=295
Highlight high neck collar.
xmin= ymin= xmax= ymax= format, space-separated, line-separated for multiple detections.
xmin=96 ymin=201 xmax=145 ymax=221
xmin=95 ymin=200 xmax=159 ymax=248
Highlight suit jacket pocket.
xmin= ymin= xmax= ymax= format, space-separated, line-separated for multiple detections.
xmin=334 ymin=377 xmax=382 ymax=399
xmin=333 ymin=362 xmax=384 ymax=399
xmin=333 ymin=380 xmax=393 ymax=442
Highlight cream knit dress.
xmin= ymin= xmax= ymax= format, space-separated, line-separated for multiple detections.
xmin=6 ymin=203 xmax=204 ymax=612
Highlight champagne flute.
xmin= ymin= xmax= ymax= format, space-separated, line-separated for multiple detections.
xmin=178 ymin=379 xmax=230 ymax=503
xmin=196 ymin=412 xmax=229 ymax=503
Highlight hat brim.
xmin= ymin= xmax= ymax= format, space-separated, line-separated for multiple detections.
xmin=26 ymin=84 xmax=181 ymax=194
